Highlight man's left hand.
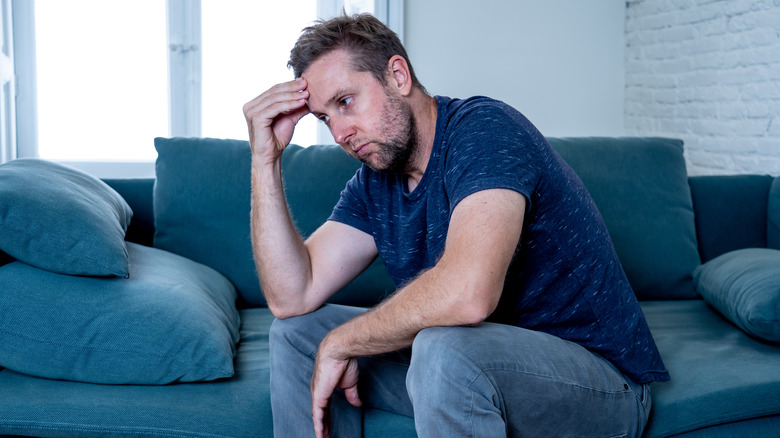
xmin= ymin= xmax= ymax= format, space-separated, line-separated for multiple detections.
xmin=311 ymin=340 xmax=362 ymax=438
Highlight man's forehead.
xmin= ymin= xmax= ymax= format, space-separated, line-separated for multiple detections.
xmin=301 ymin=51 xmax=371 ymax=113
xmin=300 ymin=52 xmax=351 ymax=109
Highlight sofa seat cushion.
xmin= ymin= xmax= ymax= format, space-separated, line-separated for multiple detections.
xmin=641 ymin=300 xmax=780 ymax=437
xmin=0 ymin=243 xmax=240 ymax=385
xmin=0 ymin=307 xmax=418 ymax=438
xmin=0 ymin=308 xmax=275 ymax=438
xmin=0 ymin=159 xmax=133 ymax=277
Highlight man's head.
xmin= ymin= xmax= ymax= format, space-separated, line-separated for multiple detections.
xmin=288 ymin=13 xmax=426 ymax=94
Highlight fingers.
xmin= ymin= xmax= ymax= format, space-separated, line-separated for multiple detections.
xmin=312 ymin=393 xmax=330 ymax=438
xmin=243 ymin=78 xmax=309 ymax=123
xmin=344 ymin=385 xmax=362 ymax=407
xmin=243 ymin=78 xmax=311 ymax=159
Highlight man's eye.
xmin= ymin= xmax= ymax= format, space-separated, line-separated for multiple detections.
xmin=318 ymin=115 xmax=330 ymax=124
xmin=340 ymin=97 xmax=352 ymax=107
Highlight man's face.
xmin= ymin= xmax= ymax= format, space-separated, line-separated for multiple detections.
xmin=302 ymin=50 xmax=417 ymax=173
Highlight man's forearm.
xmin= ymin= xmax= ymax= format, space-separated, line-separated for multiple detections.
xmin=318 ymin=189 xmax=524 ymax=360
xmin=250 ymin=159 xmax=314 ymax=318
xmin=318 ymin=265 xmax=485 ymax=360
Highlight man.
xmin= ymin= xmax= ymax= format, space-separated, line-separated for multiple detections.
xmin=243 ymin=13 xmax=669 ymax=438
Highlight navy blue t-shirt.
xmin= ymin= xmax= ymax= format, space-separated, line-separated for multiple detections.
xmin=328 ymin=95 xmax=669 ymax=384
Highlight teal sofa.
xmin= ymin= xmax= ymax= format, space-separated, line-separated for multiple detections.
xmin=1 ymin=136 xmax=779 ymax=437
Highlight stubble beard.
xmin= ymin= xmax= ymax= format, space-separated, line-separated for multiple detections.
xmin=357 ymin=89 xmax=418 ymax=174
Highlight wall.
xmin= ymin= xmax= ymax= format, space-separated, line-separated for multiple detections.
xmin=404 ymin=0 xmax=627 ymax=137
xmin=625 ymin=0 xmax=780 ymax=176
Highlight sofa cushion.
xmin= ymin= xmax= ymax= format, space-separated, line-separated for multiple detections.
xmin=641 ymin=300 xmax=780 ymax=437
xmin=281 ymin=144 xmax=396 ymax=306
xmin=154 ymin=137 xmax=260 ymax=305
xmin=0 ymin=242 xmax=240 ymax=385
xmin=692 ymin=248 xmax=780 ymax=342
xmin=0 ymin=159 xmax=132 ymax=277
xmin=689 ymin=175 xmax=772 ymax=262
xmin=768 ymin=177 xmax=780 ymax=250
xmin=0 ymin=308 xmax=272 ymax=438
xmin=548 ymin=137 xmax=700 ymax=300
xmin=153 ymin=137 xmax=394 ymax=307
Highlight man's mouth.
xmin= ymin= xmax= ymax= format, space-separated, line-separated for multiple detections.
xmin=352 ymin=142 xmax=370 ymax=157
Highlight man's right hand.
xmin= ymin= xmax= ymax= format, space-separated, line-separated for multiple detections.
xmin=243 ymin=78 xmax=310 ymax=165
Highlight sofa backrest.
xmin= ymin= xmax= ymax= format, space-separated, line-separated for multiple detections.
xmin=121 ymin=136 xmax=711 ymax=307
xmin=548 ymin=137 xmax=701 ymax=300
xmin=689 ymin=174 xmax=773 ymax=263
xmin=150 ymin=137 xmax=394 ymax=308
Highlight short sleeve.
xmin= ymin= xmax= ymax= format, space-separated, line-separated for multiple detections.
xmin=328 ymin=167 xmax=373 ymax=235
xmin=442 ymin=100 xmax=547 ymax=212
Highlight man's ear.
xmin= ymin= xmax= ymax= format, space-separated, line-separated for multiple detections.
xmin=387 ymin=55 xmax=413 ymax=96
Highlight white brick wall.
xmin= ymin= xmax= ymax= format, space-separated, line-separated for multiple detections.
xmin=625 ymin=0 xmax=780 ymax=176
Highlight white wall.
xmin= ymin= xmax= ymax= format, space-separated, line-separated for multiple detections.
xmin=404 ymin=0 xmax=627 ymax=137
xmin=625 ymin=0 xmax=780 ymax=176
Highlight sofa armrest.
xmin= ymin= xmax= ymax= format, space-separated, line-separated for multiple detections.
xmin=689 ymin=174 xmax=772 ymax=263
xmin=103 ymin=178 xmax=156 ymax=247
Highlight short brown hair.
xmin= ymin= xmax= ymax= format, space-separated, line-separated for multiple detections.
xmin=288 ymin=13 xmax=426 ymax=92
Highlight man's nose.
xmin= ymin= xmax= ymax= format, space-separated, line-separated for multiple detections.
xmin=330 ymin=117 xmax=356 ymax=145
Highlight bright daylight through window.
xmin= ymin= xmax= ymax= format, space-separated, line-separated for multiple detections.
xmin=34 ymin=0 xmax=322 ymax=163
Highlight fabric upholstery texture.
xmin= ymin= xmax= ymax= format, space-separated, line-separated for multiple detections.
xmin=2 ymin=137 xmax=778 ymax=438
xmin=153 ymin=137 xmax=394 ymax=307
xmin=689 ymin=174 xmax=773 ymax=262
xmin=154 ymin=137 xmax=258 ymax=305
xmin=548 ymin=137 xmax=701 ymax=300
xmin=768 ymin=177 xmax=780 ymax=250
xmin=0 ymin=159 xmax=132 ymax=277
xmin=0 ymin=308 xmax=272 ymax=438
xmin=693 ymin=248 xmax=780 ymax=342
xmin=104 ymin=178 xmax=156 ymax=247
xmin=641 ymin=300 xmax=780 ymax=437
xmin=0 ymin=242 xmax=240 ymax=385
xmin=281 ymin=144 xmax=396 ymax=306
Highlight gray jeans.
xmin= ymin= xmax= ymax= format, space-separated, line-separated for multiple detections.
xmin=269 ymin=304 xmax=651 ymax=438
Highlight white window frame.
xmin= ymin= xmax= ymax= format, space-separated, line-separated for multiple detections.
xmin=0 ymin=0 xmax=16 ymax=164
xmin=167 ymin=0 xmax=201 ymax=138
xmin=7 ymin=0 xmax=402 ymax=177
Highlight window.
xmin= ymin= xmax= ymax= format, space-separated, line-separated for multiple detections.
xmin=7 ymin=0 xmax=402 ymax=177
xmin=34 ymin=0 xmax=168 ymax=162
xmin=199 ymin=0 xmax=319 ymax=145
xmin=0 ymin=0 xmax=15 ymax=163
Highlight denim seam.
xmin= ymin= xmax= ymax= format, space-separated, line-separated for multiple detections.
xmin=477 ymin=365 xmax=632 ymax=397
xmin=466 ymin=368 xmax=495 ymax=438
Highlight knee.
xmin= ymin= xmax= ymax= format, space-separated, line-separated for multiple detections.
xmin=268 ymin=311 xmax=324 ymax=360
xmin=406 ymin=327 xmax=479 ymax=403
xmin=270 ymin=305 xmax=365 ymax=356
xmin=269 ymin=314 xmax=306 ymax=347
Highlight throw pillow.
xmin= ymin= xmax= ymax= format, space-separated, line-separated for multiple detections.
xmin=0 ymin=242 xmax=240 ymax=384
xmin=0 ymin=159 xmax=132 ymax=277
xmin=692 ymin=247 xmax=780 ymax=343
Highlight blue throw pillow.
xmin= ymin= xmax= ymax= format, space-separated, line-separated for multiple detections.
xmin=0 ymin=242 xmax=240 ymax=384
xmin=693 ymin=248 xmax=780 ymax=343
xmin=0 ymin=159 xmax=133 ymax=277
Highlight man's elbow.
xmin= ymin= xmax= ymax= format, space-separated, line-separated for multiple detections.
xmin=265 ymin=295 xmax=320 ymax=320
xmin=451 ymin=286 xmax=501 ymax=327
